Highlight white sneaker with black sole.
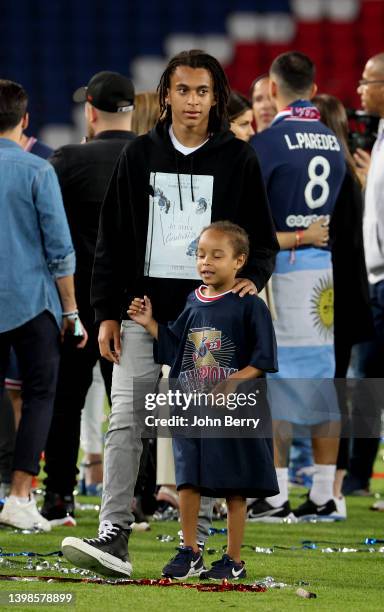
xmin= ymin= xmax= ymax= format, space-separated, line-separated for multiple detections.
xmin=247 ymin=499 xmax=297 ymax=523
xmin=62 ymin=521 xmax=132 ymax=578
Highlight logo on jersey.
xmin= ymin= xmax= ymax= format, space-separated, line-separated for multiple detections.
xmin=189 ymin=328 xmax=222 ymax=367
xmin=286 ymin=214 xmax=330 ymax=228
xmin=179 ymin=326 xmax=237 ymax=392
xmin=311 ymin=275 xmax=334 ymax=340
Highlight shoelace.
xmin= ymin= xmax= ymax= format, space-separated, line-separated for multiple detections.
xmin=85 ymin=523 xmax=119 ymax=545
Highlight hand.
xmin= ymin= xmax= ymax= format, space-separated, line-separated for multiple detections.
xmin=353 ymin=148 xmax=371 ymax=188
xmin=98 ymin=320 xmax=121 ymax=364
xmin=61 ymin=315 xmax=88 ymax=348
xmin=127 ymin=295 xmax=153 ymax=327
xmin=232 ymin=278 xmax=257 ymax=297
xmin=211 ymin=377 xmax=240 ymax=401
xmin=305 ymin=217 xmax=329 ymax=248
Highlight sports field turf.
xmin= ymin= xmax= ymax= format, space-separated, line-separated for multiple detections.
xmin=0 ymin=456 xmax=383 ymax=611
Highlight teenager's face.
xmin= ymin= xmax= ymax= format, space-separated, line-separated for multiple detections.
xmin=252 ymin=77 xmax=276 ymax=132
xmin=196 ymin=229 xmax=245 ymax=291
xmin=230 ymin=109 xmax=255 ymax=142
xmin=166 ymin=66 xmax=216 ymax=132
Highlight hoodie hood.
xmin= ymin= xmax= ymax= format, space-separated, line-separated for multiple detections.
xmin=148 ymin=120 xmax=237 ymax=207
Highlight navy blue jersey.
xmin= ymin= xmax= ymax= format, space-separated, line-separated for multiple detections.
xmin=156 ymin=287 xmax=279 ymax=498
xmin=155 ymin=287 xmax=277 ymax=392
xmin=251 ymin=100 xmax=346 ymax=232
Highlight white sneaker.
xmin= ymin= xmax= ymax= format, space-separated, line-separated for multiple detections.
xmin=371 ymin=500 xmax=384 ymax=511
xmin=0 ymin=496 xmax=51 ymax=532
xmin=334 ymin=495 xmax=347 ymax=520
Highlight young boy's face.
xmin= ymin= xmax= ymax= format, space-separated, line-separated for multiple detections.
xmin=166 ymin=65 xmax=216 ymax=133
xmin=196 ymin=229 xmax=245 ymax=289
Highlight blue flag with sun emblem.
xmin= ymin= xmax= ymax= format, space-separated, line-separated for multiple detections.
xmin=267 ymin=247 xmax=339 ymax=425
xmin=270 ymin=247 xmax=334 ymax=378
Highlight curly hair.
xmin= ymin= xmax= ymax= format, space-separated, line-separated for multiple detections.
xmin=157 ymin=49 xmax=230 ymax=132
xmin=199 ymin=221 xmax=250 ymax=262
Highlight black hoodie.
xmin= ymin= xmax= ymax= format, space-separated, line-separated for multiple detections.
xmin=91 ymin=121 xmax=279 ymax=324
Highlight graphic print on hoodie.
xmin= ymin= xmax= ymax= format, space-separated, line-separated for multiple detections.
xmin=144 ymin=172 xmax=213 ymax=279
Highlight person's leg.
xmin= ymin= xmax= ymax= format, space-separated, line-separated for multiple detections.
xmin=62 ymin=322 xmax=161 ymax=578
xmin=248 ymin=419 xmax=293 ymax=521
xmin=346 ymin=283 xmax=384 ymax=492
xmin=0 ymin=394 xmax=15 ymax=493
xmin=226 ymin=496 xmax=246 ymax=563
xmin=4 ymin=347 xmax=23 ymax=429
xmin=12 ymin=312 xmax=60 ymax=484
xmin=0 ymin=312 xmax=60 ymax=531
xmin=44 ymin=319 xmax=99 ymax=497
xmin=201 ymin=495 xmax=247 ymax=580
xmin=265 ymin=419 xmax=291 ymax=507
xmin=99 ymin=322 xmax=162 ymax=528
xmin=179 ymin=487 xmax=200 ymax=551
xmin=294 ymin=421 xmax=342 ymax=521
xmin=0 ymin=339 xmax=12 ymax=493
xmin=80 ymin=362 xmax=107 ymax=493
xmin=161 ymin=484 xmax=205 ymax=580
xmin=196 ymin=497 xmax=214 ymax=545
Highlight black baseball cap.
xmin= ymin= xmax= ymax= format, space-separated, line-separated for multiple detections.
xmin=73 ymin=71 xmax=135 ymax=113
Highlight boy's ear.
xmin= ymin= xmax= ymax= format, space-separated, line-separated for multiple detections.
xmin=236 ymin=253 xmax=247 ymax=270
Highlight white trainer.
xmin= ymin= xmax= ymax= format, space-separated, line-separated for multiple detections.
xmin=0 ymin=496 xmax=51 ymax=532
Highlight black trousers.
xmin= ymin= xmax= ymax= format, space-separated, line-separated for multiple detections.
xmin=0 ymin=311 xmax=60 ymax=476
xmin=43 ymin=315 xmax=112 ymax=496
xmin=0 ymin=393 xmax=16 ymax=483
xmin=348 ymin=281 xmax=384 ymax=486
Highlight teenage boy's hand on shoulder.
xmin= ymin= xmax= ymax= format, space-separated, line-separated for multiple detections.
xmin=232 ymin=278 xmax=257 ymax=297
xmin=98 ymin=320 xmax=121 ymax=364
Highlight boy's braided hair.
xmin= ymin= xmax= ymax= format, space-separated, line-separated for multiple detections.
xmin=157 ymin=49 xmax=230 ymax=132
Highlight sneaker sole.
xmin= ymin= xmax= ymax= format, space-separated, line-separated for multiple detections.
xmin=295 ymin=514 xmax=345 ymax=523
xmin=248 ymin=512 xmax=298 ymax=524
xmin=62 ymin=537 xmax=132 ymax=578
xmin=200 ymin=572 xmax=247 ymax=581
xmin=162 ymin=566 xmax=205 ymax=580
xmin=49 ymin=516 xmax=77 ymax=527
xmin=0 ymin=517 xmax=51 ymax=532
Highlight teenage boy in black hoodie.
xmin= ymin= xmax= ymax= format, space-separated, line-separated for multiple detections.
xmin=62 ymin=49 xmax=279 ymax=578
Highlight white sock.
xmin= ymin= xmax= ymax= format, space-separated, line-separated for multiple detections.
xmin=310 ymin=464 xmax=336 ymax=505
xmin=266 ymin=467 xmax=288 ymax=508
xmin=9 ymin=495 xmax=30 ymax=504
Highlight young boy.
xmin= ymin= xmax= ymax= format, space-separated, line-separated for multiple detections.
xmin=128 ymin=221 xmax=278 ymax=580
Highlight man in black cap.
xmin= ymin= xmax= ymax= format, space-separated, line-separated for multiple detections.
xmin=41 ymin=71 xmax=136 ymax=526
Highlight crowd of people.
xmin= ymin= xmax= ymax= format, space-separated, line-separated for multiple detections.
xmin=0 ymin=47 xmax=383 ymax=581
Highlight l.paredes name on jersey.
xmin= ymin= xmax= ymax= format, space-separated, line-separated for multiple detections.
xmin=285 ymin=132 xmax=340 ymax=152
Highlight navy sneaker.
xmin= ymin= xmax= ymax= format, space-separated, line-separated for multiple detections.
xmin=294 ymin=497 xmax=343 ymax=522
xmin=162 ymin=546 xmax=205 ymax=579
xmin=201 ymin=554 xmax=246 ymax=580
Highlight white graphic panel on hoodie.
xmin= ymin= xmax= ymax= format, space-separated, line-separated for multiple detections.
xmin=144 ymin=171 xmax=213 ymax=280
